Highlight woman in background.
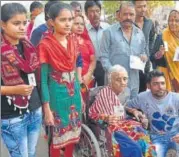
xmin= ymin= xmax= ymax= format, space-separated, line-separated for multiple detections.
xmin=72 ymin=15 xmax=96 ymax=88
xmin=150 ymin=10 xmax=179 ymax=92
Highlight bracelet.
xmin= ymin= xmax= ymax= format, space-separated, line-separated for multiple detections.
xmin=104 ymin=115 xmax=109 ymax=122
xmin=100 ymin=114 xmax=109 ymax=122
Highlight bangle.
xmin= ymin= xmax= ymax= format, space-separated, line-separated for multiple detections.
xmin=104 ymin=115 xmax=109 ymax=122
xmin=99 ymin=114 xmax=105 ymax=121
xmin=100 ymin=114 xmax=108 ymax=122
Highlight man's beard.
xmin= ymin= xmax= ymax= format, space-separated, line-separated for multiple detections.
xmin=138 ymin=12 xmax=146 ymax=17
xmin=153 ymin=90 xmax=167 ymax=99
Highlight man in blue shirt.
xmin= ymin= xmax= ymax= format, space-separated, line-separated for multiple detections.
xmin=100 ymin=2 xmax=147 ymax=99
xmin=84 ymin=0 xmax=110 ymax=86
xmin=30 ymin=1 xmax=57 ymax=47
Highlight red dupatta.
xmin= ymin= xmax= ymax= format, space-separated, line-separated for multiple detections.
xmin=1 ymin=35 xmax=39 ymax=113
xmin=39 ymin=34 xmax=79 ymax=72
xmin=38 ymin=34 xmax=79 ymax=96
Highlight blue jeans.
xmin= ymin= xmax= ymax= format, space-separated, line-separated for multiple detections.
xmin=150 ymin=130 xmax=179 ymax=157
xmin=1 ymin=107 xmax=42 ymax=157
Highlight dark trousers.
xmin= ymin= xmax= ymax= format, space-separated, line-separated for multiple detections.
xmin=94 ymin=61 xmax=105 ymax=86
xmin=139 ymin=70 xmax=147 ymax=92
xmin=139 ymin=60 xmax=151 ymax=92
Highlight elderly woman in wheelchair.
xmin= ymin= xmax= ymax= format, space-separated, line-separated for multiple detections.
xmin=88 ymin=65 xmax=156 ymax=157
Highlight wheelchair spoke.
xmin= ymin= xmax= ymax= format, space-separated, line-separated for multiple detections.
xmin=74 ymin=127 xmax=98 ymax=157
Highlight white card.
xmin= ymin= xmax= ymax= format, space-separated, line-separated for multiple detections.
xmin=164 ymin=41 xmax=169 ymax=52
xmin=114 ymin=105 xmax=125 ymax=117
xmin=130 ymin=55 xmax=146 ymax=72
xmin=173 ymin=47 xmax=179 ymax=61
xmin=28 ymin=73 xmax=37 ymax=86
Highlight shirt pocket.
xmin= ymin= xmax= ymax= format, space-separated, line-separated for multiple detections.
xmin=111 ymin=38 xmax=128 ymax=55
xmin=131 ymin=35 xmax=145 ymax=55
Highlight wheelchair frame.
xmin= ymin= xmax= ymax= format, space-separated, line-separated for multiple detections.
xmin=74 ymin=86 xmax=114 ymax=157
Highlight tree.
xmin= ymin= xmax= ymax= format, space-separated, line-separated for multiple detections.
xmin=102 ymin=1 xmax=120 ymax=24
xmin=102 ymin=1 xmax=175 ymax=24
xmin=147 ymin=1 xmax=175 ymax=17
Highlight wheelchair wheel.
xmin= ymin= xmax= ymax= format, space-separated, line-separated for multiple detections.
xmin=74 ymin=124 xmax=101 ymax=157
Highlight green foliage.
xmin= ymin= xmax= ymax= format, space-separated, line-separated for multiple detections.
xmin=102 ymin=1 xmax=120 ymax=24
xmin=147 ymin=1 xmax=175 ymax=8
xmin=103 ymin=1 xmax=175 ymax=24
xmin=147 ymin=1 xmax=175 ymax=16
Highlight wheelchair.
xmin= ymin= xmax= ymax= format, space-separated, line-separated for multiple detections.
xmin=47 ymin=84 xmax=178 ymax=157
xmin=74 ymin=86 xmax=115 ymax=157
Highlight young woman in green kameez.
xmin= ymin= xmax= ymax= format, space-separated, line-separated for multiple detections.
xmin=38 ymin=2 xmax=82 ymax=157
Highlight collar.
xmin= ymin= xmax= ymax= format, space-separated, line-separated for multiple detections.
xmin=86 ymin=22 xmax=105 ymax=31
xmin=143 ymin=17 xmax=151 ymax=24
xmin=117 ymin=22 xmax=140 ymax=34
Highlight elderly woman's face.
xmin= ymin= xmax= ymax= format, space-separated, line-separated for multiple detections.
xmin=168 ymin=11 xmax=179 ymax=34
xmin=111 ymin=71 xmax=128 ymax=95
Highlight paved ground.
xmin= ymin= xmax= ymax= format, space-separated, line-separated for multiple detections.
xmin=1 ymin=128 xmax=179 ymax=157
xmin=1 ymin=128 xmax=48 ymax=157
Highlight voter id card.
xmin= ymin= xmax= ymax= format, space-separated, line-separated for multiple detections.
xmin=114 ymin=105 xmax=125 ymax=117
xmin=28 ymin=73 xmax=37 ymax=86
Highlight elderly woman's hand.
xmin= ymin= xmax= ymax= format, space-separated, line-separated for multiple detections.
xmin=107 ymin=115 xmax=124 ymax=125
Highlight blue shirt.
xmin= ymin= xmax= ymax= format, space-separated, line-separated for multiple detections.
xmin=30 ymin=24 xmax=48 ymax=47
xmin=86 ymin=22 xmax=110 ymax=60
xmin=127 ymin=91 xmax=179 ymax=135
xmin=100 ymin=23 xmax=147 ymax=98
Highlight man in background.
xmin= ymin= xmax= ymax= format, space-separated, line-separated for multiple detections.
xmin=26 ymin=1 xmax=43 ymax=39
xmin=84 ymin=0 xmax=110 ymax=86
xmin=70 ymin=1 xmax=82 ymax=16
xmin=133 ymin=0 xmax=155 ymax=92
xmin=30 ymin=1 xmax=58 ymax=47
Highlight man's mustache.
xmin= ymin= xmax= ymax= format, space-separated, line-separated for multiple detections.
xmin=121 ymin=19 xmax=134 ymax=24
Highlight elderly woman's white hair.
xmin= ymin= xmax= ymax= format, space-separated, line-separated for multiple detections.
xmin=108 ymin=65 xmax=128 ymax=84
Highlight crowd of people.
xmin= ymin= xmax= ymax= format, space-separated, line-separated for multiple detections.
xmin=1 ymin=0 xmax=179 ymax=157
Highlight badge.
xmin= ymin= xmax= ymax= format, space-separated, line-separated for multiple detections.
xmin=173 ymin=47 xmax=179 ymax=61
xmin=164 ymin=41 xmax=168 ymax=52
xmin=28 ymin=73 xmax=36 ymax=86
xmin=114 ymin=105 xmax=125 ymax=117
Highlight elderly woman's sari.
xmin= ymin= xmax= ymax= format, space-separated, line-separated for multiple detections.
xmin=89 ymin=86 xmax=156 ymax=157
